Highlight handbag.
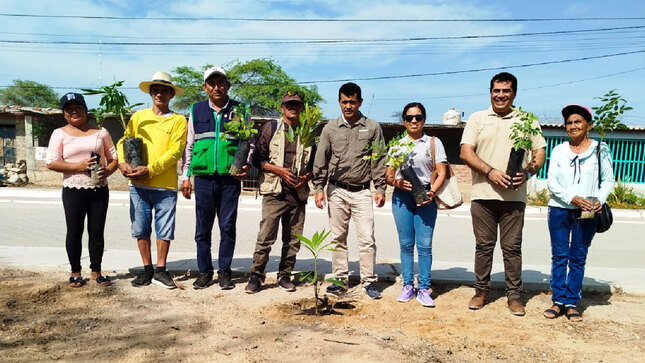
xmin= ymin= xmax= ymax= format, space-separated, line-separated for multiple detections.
xmin=430 ymin=136 xmax=463 ymax=210
xmin=595 ymin=141 xmax=613 ymax=233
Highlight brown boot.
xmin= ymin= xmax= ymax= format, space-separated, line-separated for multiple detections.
xmin=508 ymin=298 xmax=526 ymax=316
xmin=468 ymin=289 xmax=488 ymax=310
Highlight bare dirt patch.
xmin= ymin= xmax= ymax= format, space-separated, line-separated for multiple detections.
xmin=1 ymin=269 xmax=644 ymax=362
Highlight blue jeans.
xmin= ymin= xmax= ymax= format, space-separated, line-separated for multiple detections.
xmin=129 ymin=186 xmax=177 ymax=241
xmin=392 ymin=188 xmax=437 ymax=290
xmin=194 ymin=174 xmax=241 ymax=276
xmin=548 ymin=206 xmax=596 ymax=307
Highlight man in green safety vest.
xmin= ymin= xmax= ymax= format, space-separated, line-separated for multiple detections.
xmin=180 ymin=66 xmax=252 ymax=290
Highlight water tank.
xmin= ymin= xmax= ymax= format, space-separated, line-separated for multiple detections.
xmin=442 ymin=108 xmax=461 ymax=125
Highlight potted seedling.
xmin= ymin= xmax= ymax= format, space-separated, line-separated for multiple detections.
xmin=284 ymin=103 xmax=323 ymax=177
xmin=82 ymin=81 xmax=143 ymax=169
xmin=506 ymin=107 xmax=543 ymax=190
xmin=296 ymin=229 xmax=345 ymax=315
xmin=577 ymin=90 xmax=630 ymax=218
xmin=221 ymin=103 xmax=257 ymax=175
xmin=364 ymin=133 xmax=426 ymax=204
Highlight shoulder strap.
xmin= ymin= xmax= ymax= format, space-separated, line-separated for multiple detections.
xmin=597 ymin=141 xmax=602 ymax=189
xmin=271 ymin=119 xmax=278 ymax=135
xmin=430 ymin=136 xmax=436 ymax=169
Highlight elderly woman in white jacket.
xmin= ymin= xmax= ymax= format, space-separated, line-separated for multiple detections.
xmin=544 ymin=104 xmax=614 ymax=322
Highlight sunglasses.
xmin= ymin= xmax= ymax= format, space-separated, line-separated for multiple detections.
xmin=404 ymin=114 xmax=424 ymax=122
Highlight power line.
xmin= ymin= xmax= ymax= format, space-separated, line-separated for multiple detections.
xmin=2 ymin=26 xmax=644 ymax=46
xmin=376 ymin=66 xmax=645 ymax=100
xmin=1 ymin=13 xmax=644 ymax=22
xmin=2 ymin=51 xmax=644 ymax=90
xmin=299 ymin=49 xmax=645 ymax=83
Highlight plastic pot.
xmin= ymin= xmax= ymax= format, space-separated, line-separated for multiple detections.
xmin=229 ymin=139 xmax=250 ymax=176
xmin=401 ymin=165 xmax=429 ymax=205
xmin=123 ymin=137 xmax=146 ymax=168
xmin=505 ymin=148 xmax=525 ymax=190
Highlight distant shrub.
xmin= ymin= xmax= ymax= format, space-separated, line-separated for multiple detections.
xmin=607 ymin=179 xmax=645 ymax=209
xmin=527 ymin=189 xmax=550 ymax=206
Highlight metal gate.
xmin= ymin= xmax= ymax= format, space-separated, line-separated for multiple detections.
xmin=0 ymin=125 xmax=16 ymax=166
xmin=539 ymin=136 xmax=645 ymax=184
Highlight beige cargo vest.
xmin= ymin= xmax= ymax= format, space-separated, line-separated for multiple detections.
xmin=259 ymin=118 xmax=312 ymax=201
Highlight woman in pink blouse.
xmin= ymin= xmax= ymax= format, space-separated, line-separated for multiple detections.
xmin=46 ymin=92 xmax=118 ymax=287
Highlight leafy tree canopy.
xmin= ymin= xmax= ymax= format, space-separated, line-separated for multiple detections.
xmin=0 ymin=79 xmax=59 ymax=108
xmin=171 ymin=59 xmax=324 ymax=116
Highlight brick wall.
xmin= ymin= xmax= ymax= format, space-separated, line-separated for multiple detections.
xmin=451 ymin=164 xmax=472 ymax=202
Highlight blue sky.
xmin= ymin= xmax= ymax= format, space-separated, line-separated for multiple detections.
xmin=0 ymin=0 xmax=644 ymax=125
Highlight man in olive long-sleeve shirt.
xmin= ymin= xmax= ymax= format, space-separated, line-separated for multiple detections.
xmin=312 ymin=82 xmax=387 ymax=299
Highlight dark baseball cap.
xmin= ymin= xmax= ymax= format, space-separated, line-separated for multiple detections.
xmin=282 ymin=90 xmax=304 ymax=104
xmin=60 ymin=92 xmax=87 ymax=110
xmin=562 ymin=104 xmax=593 ymax=123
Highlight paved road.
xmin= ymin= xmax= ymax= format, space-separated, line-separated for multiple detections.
xmin=1 ymin=188 xmax=644 ymax=293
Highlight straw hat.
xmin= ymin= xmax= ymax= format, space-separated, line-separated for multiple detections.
xmin=139 ymin=71 xmax=184 ymax=96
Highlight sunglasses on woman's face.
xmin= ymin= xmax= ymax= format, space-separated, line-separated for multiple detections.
xmin=404 ymin=114 xmax=424 ymax=122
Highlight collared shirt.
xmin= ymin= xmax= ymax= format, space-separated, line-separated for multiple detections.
xmin=180 ymin=98 xmax=254 ymax=179
xmin=460 ymin=106 xmax=546 ymax=202
xmin=547 ymin=140 xmax=614 ymax=208
xmin=312 ymin=113 xmax=387 ymax=194
xmin=387 ymin=134 xmax=447 ymax=185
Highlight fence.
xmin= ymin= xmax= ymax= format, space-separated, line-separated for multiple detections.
xmin=538 ymin=137 xmax=645 ymax=184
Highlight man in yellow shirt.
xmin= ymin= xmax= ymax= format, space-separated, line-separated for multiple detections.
xmin=117 ymin=71 xmax=187 ymax=289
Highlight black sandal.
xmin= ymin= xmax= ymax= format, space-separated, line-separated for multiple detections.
xmin=543 ymin=304 xmax=563 ymax=319
xmin=68 ymin=276 xmax=84 ymax=288
xmin=96 ymin=275 xmax=111 ymax=286
xmin=566 ymin=308 xmax=583 ymax=322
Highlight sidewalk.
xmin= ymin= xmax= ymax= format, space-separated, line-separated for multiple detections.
xmin=1 ymin=187 xmax=644 ymax=294
xmin=2 ymin=245 xmax=642 ymax=294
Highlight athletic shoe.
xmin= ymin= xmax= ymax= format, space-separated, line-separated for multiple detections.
xmin=363 ymin=283 xmax=382 ymax=299
xmin=416 ymin=288 xmax=435 ymax=307
xmin=245 ymin=275 xmax=262 ymax=294
xmin=326 ymin=283 xmax=347 ymax=294
xmin=397 ymin=285 xmax=416 ymax=302
xmin=131 ymin=271 xmax=153 ymax=287
xmin=193 ymin=272 xmax=213 ymax=290
xmin=218 ymin=273 xmax=235 ymax=290
xmin=278 ymin=276 xmax=296 ymax=292
xmin=152 ymin=270 xmax=177 ymax=289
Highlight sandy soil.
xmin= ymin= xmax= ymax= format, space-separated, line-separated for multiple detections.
xmin=1 ymin=269 xmax=644 ymax=362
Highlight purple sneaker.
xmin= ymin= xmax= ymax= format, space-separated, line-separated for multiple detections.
xmin=416 ymin=288 xmax=435 ymax=307
xmin=397 ymin=285 xmax=415 ymax=302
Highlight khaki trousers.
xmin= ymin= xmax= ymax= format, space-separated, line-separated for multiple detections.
xmin=327 ymin=185 xmax=377 ymax=285
xmin=471 ymin=200 xmax=525 ymax=299
xmin=250 ymin=195 xmax=305 ymax=279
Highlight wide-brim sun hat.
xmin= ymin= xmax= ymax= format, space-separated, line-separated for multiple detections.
xmin=562 ymin=104 xmax=593 ymax=123
xmin=139 ymin=71 xmax=184 ymax=96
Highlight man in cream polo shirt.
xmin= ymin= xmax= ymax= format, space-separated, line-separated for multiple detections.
xmin=460 ymin=72 xmax=546 ymax=316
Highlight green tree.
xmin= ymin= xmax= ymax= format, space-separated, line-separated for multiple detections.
xmin=171 ymin=59 xmax=324 ymax=116
xmin=171 ymin=65 xmax=213 ymax=113
xmin=0 ymin=79 xmax=59 ymax=108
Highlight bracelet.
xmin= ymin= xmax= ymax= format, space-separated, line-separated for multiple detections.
xmin=429 ymin=190 xmax=436 ymax=195
xmin=485 ymin=167 xmax=494 ymax=178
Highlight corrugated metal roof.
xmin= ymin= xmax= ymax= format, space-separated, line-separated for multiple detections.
xmin=542 ymin=123 xmax=645 ymax=131
xmin=0 ymin=105 xmax=62 ymax=115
